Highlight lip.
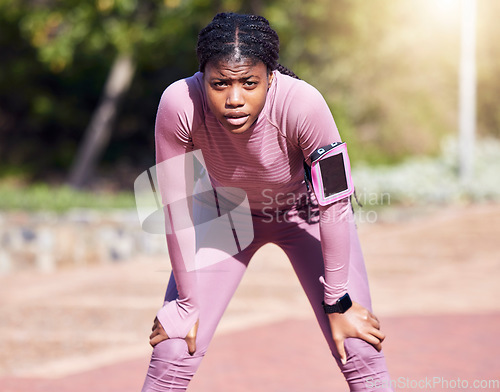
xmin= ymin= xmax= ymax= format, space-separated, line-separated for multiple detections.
xmin=224 ymin=112 xmax=250 ymax=127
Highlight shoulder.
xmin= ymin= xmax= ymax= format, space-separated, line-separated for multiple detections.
xmin=155 ymin=72 xmax=206 ymax=153
xmin=270 ymin=72 xmax=333 ymax=138
xmin=155 ymin=72 xmax=206 ymax=145
xmin=157 ymin=72 xmax=204 ymax=119
xmin=274 ymin=71 xmax=325 ymax=103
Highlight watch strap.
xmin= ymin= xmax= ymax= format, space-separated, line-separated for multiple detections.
xmin=322 ymin=293 xmax=352 ymax=314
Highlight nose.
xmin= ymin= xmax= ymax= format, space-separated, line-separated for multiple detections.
xmin=226 ymin=86 xmax=245 ymax=107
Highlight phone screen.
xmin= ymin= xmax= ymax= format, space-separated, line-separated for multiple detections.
xmin=318 ymin=153 xmax=348 ymax=197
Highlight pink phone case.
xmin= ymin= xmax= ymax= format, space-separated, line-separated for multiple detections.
xmin=310 ymin=142 xmax=354 ymax=206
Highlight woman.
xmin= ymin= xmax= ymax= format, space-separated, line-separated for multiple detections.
xmin=142 ymin=12 xmax=392 ymax=391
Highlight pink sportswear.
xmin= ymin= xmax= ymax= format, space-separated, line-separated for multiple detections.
xmin=142 ymin=70 xmax=392 ymax=391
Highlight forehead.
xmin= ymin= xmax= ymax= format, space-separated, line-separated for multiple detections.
xmin=205 ymin=57 xmax=267 ymax=78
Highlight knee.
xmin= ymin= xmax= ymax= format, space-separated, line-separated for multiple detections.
xmin=142 ymin=339 xmax=205 ymax=392
xmin=337 ymin=338 xmax=392 ymax=391
xmin=151 ymin=338 xmax=208 ymax=367
xmin=151 ymin=338 xmax=192 ymax=362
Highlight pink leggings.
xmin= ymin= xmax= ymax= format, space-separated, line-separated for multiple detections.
xmin=141 ymin=211 xmax=392 ymax=391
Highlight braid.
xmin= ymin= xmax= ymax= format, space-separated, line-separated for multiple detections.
xmin=276 ymin=64 xmax=300 ymax=79
xmin=197 ymin=13 xmax=299 ymax=79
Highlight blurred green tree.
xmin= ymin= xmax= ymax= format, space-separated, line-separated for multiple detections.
xmin=1 ymin=0 xmax=499 ymax=188
xmin=273 ymin=0 xmax=500 ymax=164
xmin=10 ymin=0 xmax=216 ymax=187
xmin=0 ymin=0 xmax=266 ymax=187
xmin=270 ymin=0 xmax=459 ymax=163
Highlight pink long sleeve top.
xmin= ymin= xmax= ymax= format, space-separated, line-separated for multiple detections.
xmin=154 ymin=70 xmax=351 ymax=338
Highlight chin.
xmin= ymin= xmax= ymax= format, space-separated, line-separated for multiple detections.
xmin=226 ymin=127 xmax=250 ymax=134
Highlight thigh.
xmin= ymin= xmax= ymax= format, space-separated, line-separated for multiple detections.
xmin=278 ymin=217 xmax=372 ymax=307
xmin=142 ymin=240 xmax=259 ymax=392
xmin=163 ymin=234 xmax=261 ymax=355
xmin=274 ymin=215 xmax=392 ymax=391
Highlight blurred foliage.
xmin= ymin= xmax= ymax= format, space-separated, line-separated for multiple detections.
xmin=0 ymin=181 xmax=135 ymax=211
xmin=272 ymin=0 xmax=500 ymax=164
xmin=353 ymin=136 xmax=500 ymax=206
xmin=0 ymin=0 xmax=499 ymax=189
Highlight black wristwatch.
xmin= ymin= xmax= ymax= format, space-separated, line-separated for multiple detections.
xmin=322 ymin=293 xmax=352 ymax=314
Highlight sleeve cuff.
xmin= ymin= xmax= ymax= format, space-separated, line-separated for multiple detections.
xmin=319 ymin=276 xmax=348 ymax=306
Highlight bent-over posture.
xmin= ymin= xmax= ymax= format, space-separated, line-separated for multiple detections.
xmin=142 ymin=12 xmax=393 ymax=392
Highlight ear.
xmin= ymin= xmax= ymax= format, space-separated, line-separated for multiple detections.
xmin=267 ymin=71 xmax=274 ymax=89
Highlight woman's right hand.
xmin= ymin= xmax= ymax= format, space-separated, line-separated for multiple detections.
xmin=149 ymin=316 xmax=199 ymax=355
xmin=327 ymin=301 xmax=385 ymax=365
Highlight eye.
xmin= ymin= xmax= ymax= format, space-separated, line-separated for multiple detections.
xmin=212 ymin=81 xmax=227 ymax=88
xmin=244 ymin=80 xmax=258 ymax=88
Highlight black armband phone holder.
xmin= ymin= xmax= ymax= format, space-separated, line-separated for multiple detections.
xmin=304 ymin=142 xmax=354 ymax=206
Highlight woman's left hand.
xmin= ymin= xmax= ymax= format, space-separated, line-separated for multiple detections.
xmin=149 ymin=317 xmax=199 ymax=355
xmin=327 ymin=301 xmax=385 ymax=365
xmin=149 ymin=317 xmax=169 ymax=347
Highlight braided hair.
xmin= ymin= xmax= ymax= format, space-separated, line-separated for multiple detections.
xmin=196 ymin=13 xmax=299 ymax=79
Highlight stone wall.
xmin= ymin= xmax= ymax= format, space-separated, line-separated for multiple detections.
xmin=0 ymin=209 xmax=168 ymax=274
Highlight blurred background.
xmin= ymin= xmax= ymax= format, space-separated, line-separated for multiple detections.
xmin=1 ymin=0 xmax=500 ymax=195
xmin=1 ymin=0 xmax=500 ymax=390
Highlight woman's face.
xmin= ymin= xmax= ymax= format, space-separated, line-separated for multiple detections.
xmin=203 ymin=58 xmax=274 ymax=134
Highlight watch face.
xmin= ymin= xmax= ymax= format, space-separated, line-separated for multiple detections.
xmin=338 ymin=293 xmax=352 ymax=313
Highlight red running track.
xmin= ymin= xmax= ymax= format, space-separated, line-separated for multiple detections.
xmin=1 ymin=313 xmax=499 ymax=392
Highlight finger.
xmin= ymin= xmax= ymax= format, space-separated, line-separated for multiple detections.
xmin=334 ymin=336 xmax=347 ymax=365
xmin=152 ymin=319 xmax=158 ymax=332
xmin=186 ymin=320 xmax=199 ymax=356
xmin=371 ymin=328 xmax=386 ymax=343
xmin=150 ymin=323 xmax=170 ymax=340
xmin=372 ymin=341 xmax=382 ymax=352
xmin=360 ymin=332 xmax=383 ymax=350
xmin=186 ymin=336 xmax=196 ymax=355
xmin=361 ymin=329 xmax=385 ymax=352
xmin=149 ymin=328 xmax=159 ymax=341
xmin=370 ymin=312 xmax=380 ymax=323
xmin=149 ymin=333 xmax=169 ymax=347
xmin=368 ymin=313 xmax=381 ymax=329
